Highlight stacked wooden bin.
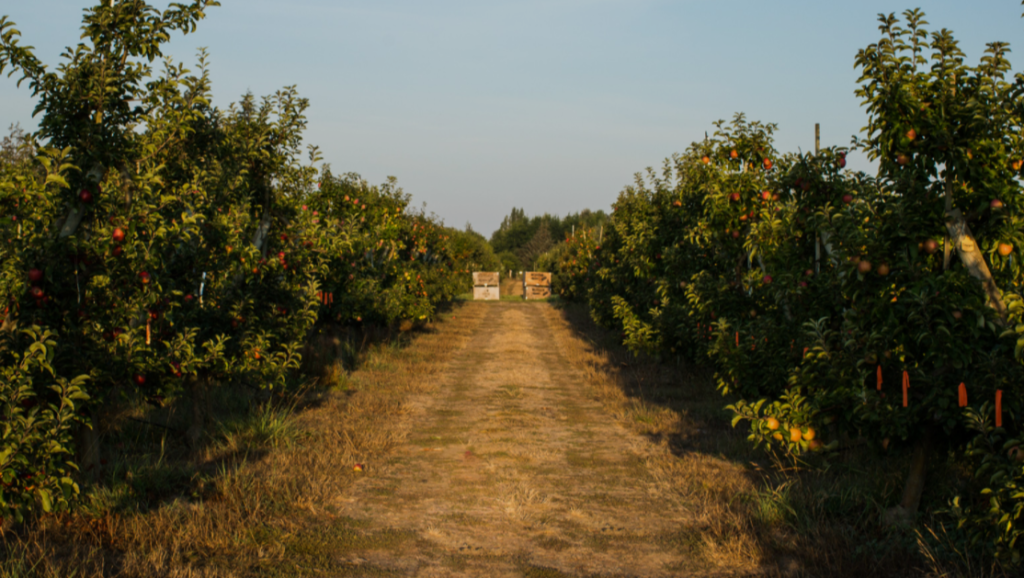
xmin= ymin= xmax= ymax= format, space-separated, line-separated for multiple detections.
xmin=472 ymin=272 xmax=500 ymax=300
xmin=523 ymin=272 xmax=552 ymax=300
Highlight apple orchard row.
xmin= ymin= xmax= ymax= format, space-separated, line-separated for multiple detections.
xmin=0 ymin=2 xmax=486 ymax=526
xmin=551 ymin=12 xmax=1024 ymax=565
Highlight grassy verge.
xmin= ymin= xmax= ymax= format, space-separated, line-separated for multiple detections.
xmin=549 ymin=302 xmax=1002 ymax=578
xmin=0 ymin=306 xmax=474 ymax=578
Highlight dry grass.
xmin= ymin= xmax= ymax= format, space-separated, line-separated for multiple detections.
xmin=0 ymin=306 xmax=479 ymax=578
xmin=548 ymin=303 xmax=1013 ymax=578
xmin=542 ymin=305 xmax=766 ymax=573
xmin=2 ymin=300 xmax=1000 ymax=577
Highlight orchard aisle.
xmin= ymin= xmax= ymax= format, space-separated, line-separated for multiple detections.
xmin=318 ymin=301 xmax=758 ymax=578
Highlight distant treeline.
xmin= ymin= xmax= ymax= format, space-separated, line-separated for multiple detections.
xmin=489 ymin=207 xmax=609 ymax=273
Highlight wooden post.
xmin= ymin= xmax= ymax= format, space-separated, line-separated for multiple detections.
xmin=815 ymin=123 xmax=821 ymax=272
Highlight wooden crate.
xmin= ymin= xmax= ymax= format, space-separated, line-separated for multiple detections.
xmin=524 ymin=285 xmax=551 ymax=300
xmin=524 ymin=272 xmax=552 ymax=287
xmin=473 ymin=286 xmax=500 ymax=301
xmin=473 ymin=271 xmax=500 ymax=286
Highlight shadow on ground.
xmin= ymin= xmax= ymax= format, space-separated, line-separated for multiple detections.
xmin=546 ymin=300 xmax=964 ymax=578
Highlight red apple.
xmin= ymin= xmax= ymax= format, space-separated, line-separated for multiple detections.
xmin=952 ymin=310 xmax=963 ymax=320
xmin=112 ymin=246 xmax=123 ymax=257
xmin=731 ymin=230 xmax=740 ymax=239
xmin=906 ymin=129 xmax=917 ymax=141
xmin=876 ymin=263 xmax=890 ymax=276
xmin=923 ymin=239 xmax=938 ymax=254
xmin=762 ymin=275 xmax=773 ymax=284
xmin=858 ymin=260 xmax=873 ymax=274
xmin=761 ymin=191 xmax=772 ymax=201
xmin=79 ymin=190 xmax=93 ymax=203
xmin=28 ymin=268 xmax=43 ymax=284
xmin=29 ymin=286 xmax=44 ymax=299
xmin=998 ymin=243 xmax=1014 ymax=257
xmin=730 ymin=192 xmax=741 ymax=202
xmin=804 ymin=269 xmax=814 ymax=277
xmin=991 ymin=199 xmax=1004 ymax=210
xmin=112 ymin=228 xmax=126 ymax=243
xmin=730 ymin=149 xmax=738 ymax=159
xmin=132 ymin=374 xmax=146 ymax=386
xmin=896 ymin=153 xmax=910 ymax=165
xmin=798 ymin=281 xmax=808 ymax=288
xmin=837 ymin=157 xmax=846 ymax=169
xmin=842 ymin=194 xmax=854 ymax=204
xmin=138 ymin=271 xmax=151 ymax=285
xmin=701 ymin=155 xmax=710 ymax=164
xmin=762 ymin=158 xmax=773 ymax=171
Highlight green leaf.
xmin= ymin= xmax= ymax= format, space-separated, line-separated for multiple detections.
xmin=37 ymin=488 xmax=51 ymax=512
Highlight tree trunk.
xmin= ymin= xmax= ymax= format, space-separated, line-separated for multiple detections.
xmin=885 ymin=427 xmax=934 ymax=525
xmin=76 ymin=412 xmax=101 ymax=483
xmin=57 ymin=164 xmax=105 ymax=239
xmin=945 ymin=208 xmax=1008 ymax=323
xmin=184 ymin=377 xmax=207 ymax=451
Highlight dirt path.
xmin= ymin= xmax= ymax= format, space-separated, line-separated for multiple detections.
xmin=316 ymin=301 xmax=756 ymax=577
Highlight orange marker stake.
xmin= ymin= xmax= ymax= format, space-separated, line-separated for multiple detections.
xmin=146 ymin=319 xmax=151 ymax=346
xmin=902 ymin=371 xmax=910 ymax=408
xmin=958 ymin=383 xmax=967 ymax=408
xmin=735 ymin=332 xmax=739 ymax=347
xmin=876 ymin=365 xmax=883 ymax=391
xmin=802 ymin=347 xmax=808 ymax=359
xmin=996 ymin=389 xmax=1004 ymax=428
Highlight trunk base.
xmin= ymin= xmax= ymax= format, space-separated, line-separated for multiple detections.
xmin=76 ymin=413 xmax=101 ymax=483
xmin=884 ymin=428 xmax=934 ymax=526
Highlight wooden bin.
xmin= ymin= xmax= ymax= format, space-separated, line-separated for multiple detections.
xmin=473 ymin=271 xmax=500 ymax=300
xmin=523 ymin=272 xmax=552 ymax=300
xmin=472 ymin=272 xmax=500 ymax=287
xmin=473 ymin=286 xmax=499 ymax=300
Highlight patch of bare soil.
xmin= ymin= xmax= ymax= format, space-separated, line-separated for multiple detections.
xmin=321 ymin=302 xmax=762 ymax=577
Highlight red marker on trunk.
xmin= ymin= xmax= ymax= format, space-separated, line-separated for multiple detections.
xmin=996 ymin=390 xmax=1004 ymax=428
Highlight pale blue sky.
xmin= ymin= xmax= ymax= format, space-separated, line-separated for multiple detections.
xmin=2 ymin=1 xmax=1022 ymax=235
